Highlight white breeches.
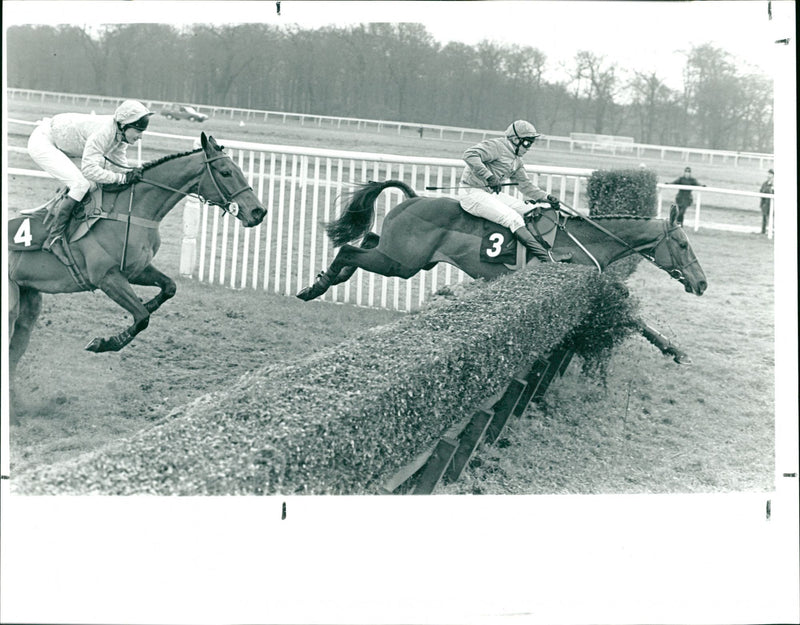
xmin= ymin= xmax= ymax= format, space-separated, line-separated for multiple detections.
xmin=27 ymin=123 xmax=94 ymax=200
xmin=458 ymin=188 xmax=528 ymax=232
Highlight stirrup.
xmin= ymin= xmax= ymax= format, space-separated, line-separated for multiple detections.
xmin=47 ymin=237 xmax=72 ymax=266
xmin=43 ymin=233 xmax=63 ymax=251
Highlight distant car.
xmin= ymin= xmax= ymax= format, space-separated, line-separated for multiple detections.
xmin=160 ymin=104 xmax=209 ymax=122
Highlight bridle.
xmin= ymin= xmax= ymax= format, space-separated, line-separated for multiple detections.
xmin=105 ymin=148 xmax=254 ymax=271
xmin=527 ymin=203 xmax=699 ymax=289
xmin=194 ymin=153 xmax=253 ymax=217
xmin=637 ymin=221 xmax=702 ymax=288
xmin=107 ymin=150 xmax=253 ymax=217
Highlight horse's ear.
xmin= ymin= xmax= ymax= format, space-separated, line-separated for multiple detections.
xmin=200 ymin=132 xmax=209 ymax=151
xmin=669 ymin=204 xmax=679 ymax=226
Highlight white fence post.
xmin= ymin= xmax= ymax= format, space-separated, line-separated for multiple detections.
xmin=179 ymin=139 xmax=202 ymax=277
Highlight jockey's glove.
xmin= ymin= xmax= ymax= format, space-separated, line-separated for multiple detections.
xmin=124 ymin=167 xmax=144 ymax=185
xmin=486 ymin=175 xmax=503 ymax=193
xmin=546 ymin=194 xmax=561 ymax=209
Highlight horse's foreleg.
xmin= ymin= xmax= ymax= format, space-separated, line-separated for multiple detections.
xmin=85 ymin=269 xmax=151 ymax=353
xmin=8 ymin=285 xmax=42 ymax=425
xmin=637 ymin=319 xmax=692 ymax=365
xmin=130 ymin=264 xmax=177 ymax=314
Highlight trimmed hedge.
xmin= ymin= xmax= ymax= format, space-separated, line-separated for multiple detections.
xmin=587 ymin=168 xmax=658 ymax=217
xmin=13 ymin=265 xmax=637 ymax=496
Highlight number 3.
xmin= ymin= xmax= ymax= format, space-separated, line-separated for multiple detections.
xmin=486 ymin=232 xmax=504 ymax=257
xmin=14 ymin=218 xmax=33 ymax=247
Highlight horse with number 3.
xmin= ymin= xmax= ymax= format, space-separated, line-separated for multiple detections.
xmin=297 ymin=179 xmax=707 ymax=359
xmin=8 ymin=133 xmax=266 ymax=422
xmin=298 ymin=179 xmax=707 ymax=298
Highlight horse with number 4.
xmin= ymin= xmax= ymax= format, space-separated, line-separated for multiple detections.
xmin=297 ymin=179 xmax=707 ymax=357
xmin=8 ymin=133 xmax=266 ymax=421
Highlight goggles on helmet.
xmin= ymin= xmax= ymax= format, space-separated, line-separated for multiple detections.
xmin=126 ymin=115 xmax=151 ymax=132
xmin=518 ymin=136 xmax=538 ymax=148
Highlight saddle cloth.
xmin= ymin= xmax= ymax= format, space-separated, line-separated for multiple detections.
xmin=479 ymin=204 xmax=560 ymax=268
xmin=9 ymin=187 xmax=124 ymax=252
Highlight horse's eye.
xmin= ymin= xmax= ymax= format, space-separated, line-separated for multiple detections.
xmin=679 ymin=241 xmax=688 ymax=249
xmin=219 ymin=170 xmax=232 ymax=177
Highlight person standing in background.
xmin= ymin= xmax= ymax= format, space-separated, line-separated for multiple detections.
xmin=670 ymin=166 xmax=705 ymax=227
xmin=759 ymin=168 xmax=774 ymax=235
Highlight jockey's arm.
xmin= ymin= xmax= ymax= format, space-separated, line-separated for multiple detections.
xmin=81 ymin=130 xmax=128 ymax=186
xmin=510 ymin=165 xmax=547 ymax=202
xmin=462 ymin=143 xmax=496 ymax=184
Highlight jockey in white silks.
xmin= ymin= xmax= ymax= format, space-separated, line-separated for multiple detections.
xmin=458 ymin=120 xmax=571 ymax=262
xmin=27 ymin=99 xmax=153 ymax=264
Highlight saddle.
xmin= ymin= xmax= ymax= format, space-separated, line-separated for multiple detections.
xmin=479 ymin=203 xmax=562 ymax=269
xmin=9 ymin=185 xmax=128 ymax=253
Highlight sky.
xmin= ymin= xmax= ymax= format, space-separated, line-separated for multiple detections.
xmin=3 ymin=0 xmax=795 ymax=91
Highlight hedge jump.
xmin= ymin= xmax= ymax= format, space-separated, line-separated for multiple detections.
xmin=383 ymin=344 xmax=575 ymax=494
xmin=13 ymin=264 xmax=634 ymax=496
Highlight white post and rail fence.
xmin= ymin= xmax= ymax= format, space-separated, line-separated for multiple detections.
xmin=8 ymin=88 xmax=775 ymax=169
xmin=6 ymin=119 xmax=774 ymax=313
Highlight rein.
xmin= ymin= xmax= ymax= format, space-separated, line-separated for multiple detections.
xmin=104 ymin=152 xmax=252 ymax=217
xmin=533 ymin=202 xmax=694 ymax=286
xmin=105 ymin=150 xmax=253 ymax=272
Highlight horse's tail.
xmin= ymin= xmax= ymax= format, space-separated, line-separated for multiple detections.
xmin=325 ymin=179 xmax=417 ymax=247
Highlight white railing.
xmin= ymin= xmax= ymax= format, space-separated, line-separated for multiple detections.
xmin=657 ymin=183 xmax=774 ymax=239
xmin=7 ymin=88 xmax=774 ymax=168
xmin=181 ymin=140 xmax=593 ymax=311
xmin=6 ymin=122 xmax=774 ymax=312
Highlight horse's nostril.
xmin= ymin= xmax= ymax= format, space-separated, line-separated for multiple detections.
xmin=252 ymin=207 xmax=266 ymax=222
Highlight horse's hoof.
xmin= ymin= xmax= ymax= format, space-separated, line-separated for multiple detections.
xmin=296 ymin=287 xmax=316 ymax=301
xmin=85 ymin=337 xmax=105 ymax=352
xmin=673 ymin=353 xmax=692 ymax=365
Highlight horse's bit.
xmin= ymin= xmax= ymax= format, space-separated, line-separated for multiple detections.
xmin=643 ymin=222 xmax=702 ymax=287
xmin=197 ymin=154 xmax=253 ymax=217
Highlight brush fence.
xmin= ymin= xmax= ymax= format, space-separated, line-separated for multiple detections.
xmin=12 ymin=264 xmax=599 ymax=495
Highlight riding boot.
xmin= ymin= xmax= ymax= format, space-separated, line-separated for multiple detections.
xmin=43 ymin=196 xmax=80 ymax=265
xmin=514 ymin=227 xmax=572 ymax=263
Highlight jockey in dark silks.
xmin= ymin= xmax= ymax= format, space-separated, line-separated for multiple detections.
xmin=458 ymin=120 xmax=571 ymax=262
xmin=670 ymin=166 xmax=705 ymax=227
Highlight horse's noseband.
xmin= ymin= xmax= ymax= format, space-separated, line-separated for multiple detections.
xmin=200 ymin=154 xmax=252 ymax=216
xmin=648 ymin=223 xmax=700 ymax=286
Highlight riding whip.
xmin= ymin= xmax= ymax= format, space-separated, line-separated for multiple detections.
xmin=425 ymin=182 xmax=519 ymax=191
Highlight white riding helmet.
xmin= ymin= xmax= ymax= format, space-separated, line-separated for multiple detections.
xmin=505 ymin=120 xmax=541 ymax=145
xmin=114 ymin=100 xmax=153 ymax=129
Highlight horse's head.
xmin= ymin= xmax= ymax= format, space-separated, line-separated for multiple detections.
xmin=197 ymin=132 xmax=266 ymax=227
xmin=651 ymin=205 xmax=707 ymax=295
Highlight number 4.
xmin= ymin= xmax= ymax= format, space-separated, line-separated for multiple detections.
xmin=14 ymin=218 xmax=33 ymax=247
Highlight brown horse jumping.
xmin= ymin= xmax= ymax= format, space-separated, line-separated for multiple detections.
xmin=8 ymin=133 xmax=266 ymax=421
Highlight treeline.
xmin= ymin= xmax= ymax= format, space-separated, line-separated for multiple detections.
xmin=6 ymin=23 xmax=773 ymax=152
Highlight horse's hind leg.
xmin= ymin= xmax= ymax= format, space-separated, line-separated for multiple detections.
xmin=85 ymin=269 xmax=151 ymax=353
xmin=297 ymin=243 xmax=406 ymax=301
xmin=129 ymin=264 xmax=177 ymax=314
xmin=329 ymin=232 xmax=380 ymax=286
xmin=8 ymin=285 xmax=43 ymax=425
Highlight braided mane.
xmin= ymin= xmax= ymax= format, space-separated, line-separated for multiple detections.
xmin=569 ymin=213 xmax=653 ymax=221
xmin=142 ymin=147 xmax=203 ymax=171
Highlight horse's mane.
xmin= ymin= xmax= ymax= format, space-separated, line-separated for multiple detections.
xmin=569 ymin=213 xmax=653 ymax=221
xmin=142 ymin=147 xmax=204 ymax=171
